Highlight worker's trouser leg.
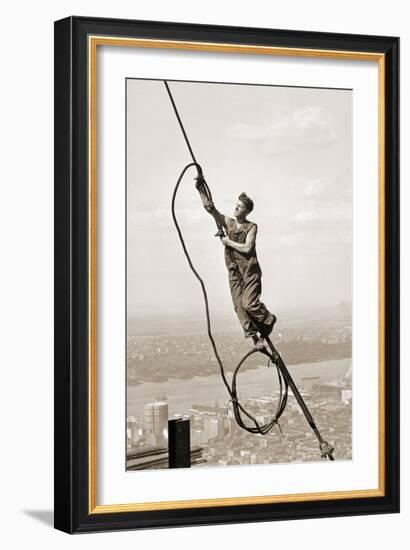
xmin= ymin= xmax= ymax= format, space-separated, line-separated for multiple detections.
xmin=228 ymin=273 xmax=255 ymax=338
xmin=228 ymin=271 xmax=273 ymax=338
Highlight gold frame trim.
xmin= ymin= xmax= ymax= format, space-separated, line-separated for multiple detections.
xmin=88 ymin=36 xmax=386 ymax=514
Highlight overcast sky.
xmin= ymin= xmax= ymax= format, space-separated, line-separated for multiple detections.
xmin=127 ymin=79 xmax=352 ymax=320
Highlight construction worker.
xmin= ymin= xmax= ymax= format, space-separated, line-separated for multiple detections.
xmin=195 ymin=176 xmax=276 ymax=347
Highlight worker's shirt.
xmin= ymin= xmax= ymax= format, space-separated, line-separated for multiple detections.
xmin=223 ymin=217 xmax=261 ymax=280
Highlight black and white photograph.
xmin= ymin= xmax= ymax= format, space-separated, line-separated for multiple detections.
xmin=0 ymin=0 xmax=403 ymax=542
xmin=126 ymin=78 xmax=353 ymax=470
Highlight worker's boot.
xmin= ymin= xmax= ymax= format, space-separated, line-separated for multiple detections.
xmin=264 ymin=313 xmax=277 ymax=336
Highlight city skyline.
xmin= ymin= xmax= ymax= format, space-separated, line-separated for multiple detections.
xmin=127 ymin=364 xmax=352 ymax=469
xmin=126 ymin=323 xmax=352 ymax=468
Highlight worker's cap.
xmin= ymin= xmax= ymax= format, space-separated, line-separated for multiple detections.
xmin=238 ymin=192 xmax=254 ymax=213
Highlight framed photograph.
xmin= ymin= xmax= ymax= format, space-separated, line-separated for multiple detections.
xmin=54 ymin=16 xmax=399 ymax=533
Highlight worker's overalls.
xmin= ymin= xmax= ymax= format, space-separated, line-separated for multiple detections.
xmin=224 ymin=218 xmax=274 ymax=339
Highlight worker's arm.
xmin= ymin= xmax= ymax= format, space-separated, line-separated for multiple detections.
xmin=222 ymin=224 xmax=257 ymax=254
xmin=195 ymin=176 xmax=227 ymax=228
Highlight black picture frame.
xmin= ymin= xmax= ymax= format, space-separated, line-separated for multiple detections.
xmin=54 ymin=15 xmax=400 ymax=534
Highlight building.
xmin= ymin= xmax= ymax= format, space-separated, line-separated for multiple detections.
xmin=191 ymin=428 xmax=207 ymax=446
xmin=302 ymin=376 xmax=321 ymax=392
xmin=204 ymin=415 xmax=223 ymax=441
xmin=144 ymin=398 xmax=169 ymax=445
xmin=127 ymin=417 xmax=143 ymax=448
xmin=318 ymin=383 xmax=344 ymax=399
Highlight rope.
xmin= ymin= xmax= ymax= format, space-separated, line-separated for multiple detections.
xmin=171 ymin=163 xmax=287 ymax=435
xmin=164 ymin=81 xmax=198 ymax=165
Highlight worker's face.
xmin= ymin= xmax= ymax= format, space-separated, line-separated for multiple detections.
xmin=234 ymin=200 xmax=248 ymax=218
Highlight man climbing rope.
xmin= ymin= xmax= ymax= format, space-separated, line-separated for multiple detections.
xmin=195 ymin=175 xmax=276 ymax=348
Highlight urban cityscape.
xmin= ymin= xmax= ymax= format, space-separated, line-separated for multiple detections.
xmin=126 ymin=318 xmax=352 ymax=469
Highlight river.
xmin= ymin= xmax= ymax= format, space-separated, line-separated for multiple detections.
xmin=127 ymin=357 xmax=351 ymax=419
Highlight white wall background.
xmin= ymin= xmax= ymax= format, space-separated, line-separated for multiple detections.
xmin=0 ymin=0 xmax=406 ymax=547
